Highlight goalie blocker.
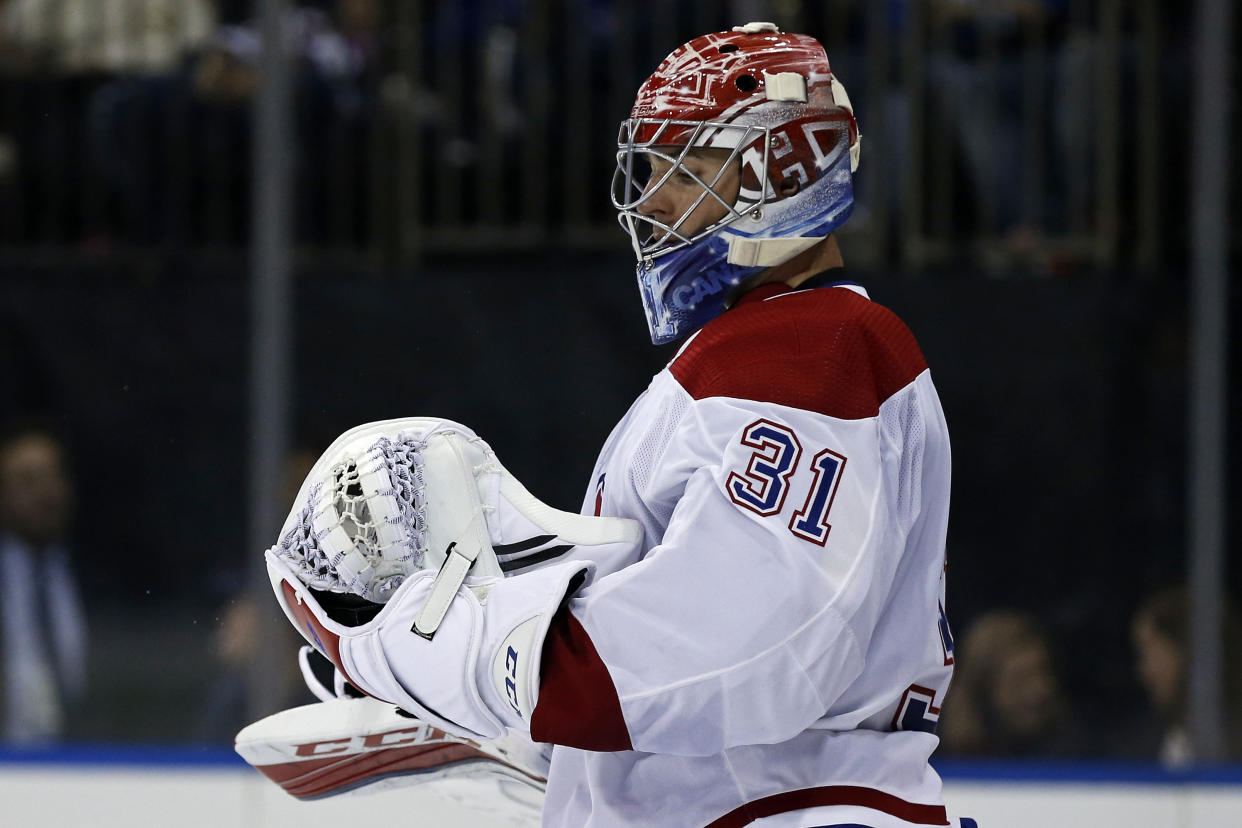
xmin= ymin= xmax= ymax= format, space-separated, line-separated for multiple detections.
xmin=264 ymin=418 xmax=643 ymax=742
xmin=268 ymin=552 xmax=591 ymax=740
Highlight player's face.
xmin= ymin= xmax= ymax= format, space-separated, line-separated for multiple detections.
xmin=636 ymin=148 xmax=740 ymax=243
xmin=991 ymin=641 xmax=1059 ymax=737
xmin=0 ymin=434 xmax=72 ymax=548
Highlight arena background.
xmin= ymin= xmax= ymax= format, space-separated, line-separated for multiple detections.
xmin=0 ymin=0 xmax=1236 ymax=825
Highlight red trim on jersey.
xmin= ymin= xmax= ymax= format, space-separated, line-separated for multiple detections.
xmin=704 ymin=785 xmax=951 ymax=827
xmin=594 ymin=473 xmax=606 ymax=516
xmin=530 ymin=609 xmax=633 ymax=751
xmin=892 ymin=683 xmax=943 ymax=732
xmin=671 ymin=286 xmax=928 ymax=420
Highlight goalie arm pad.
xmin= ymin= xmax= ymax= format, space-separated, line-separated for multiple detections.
xmin=269 ymin=550 xmax=592 ymax=742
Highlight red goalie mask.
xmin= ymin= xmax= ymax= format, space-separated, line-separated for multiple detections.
xmin=626 ymin=24 xmax=859 ymax=198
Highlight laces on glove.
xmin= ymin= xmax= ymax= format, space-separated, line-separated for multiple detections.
xmin=298 ymin=645 xmax=359 ymax=702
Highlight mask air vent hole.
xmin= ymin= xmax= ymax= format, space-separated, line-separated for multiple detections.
xmin=735 ymin=74 xmax=757 ymax=92
xmin=718 ymin=44 xmax=739 ymax=53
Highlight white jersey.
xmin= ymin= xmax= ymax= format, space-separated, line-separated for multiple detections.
xmin=512 ymin=280 xmax=955 ymax=828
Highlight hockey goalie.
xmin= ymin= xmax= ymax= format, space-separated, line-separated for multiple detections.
xmin=242 ymin=20 xmax=972 ymax=827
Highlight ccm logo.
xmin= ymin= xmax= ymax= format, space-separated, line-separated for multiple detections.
xmin=505 ymin=645 xmax=521 ymax=715
xmin=293 ymin=725 xmax=452 ymax=757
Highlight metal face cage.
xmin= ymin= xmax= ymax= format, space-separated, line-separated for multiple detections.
xmin=612 ymin=118 xmax=769 ymax=264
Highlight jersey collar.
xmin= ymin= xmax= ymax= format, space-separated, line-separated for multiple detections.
xmin=670 ymin=271 xmax=868 ymax=363
xmin=731 ymin=268 xmax=868 ymax=308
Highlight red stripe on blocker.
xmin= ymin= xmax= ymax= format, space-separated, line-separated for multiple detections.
xmin=704 ymin=785 xmax=950 ymax=828
xmin=262 ymin=742 xmax=493 ymax=799
xmin=281 ymin=581 xmax=354 ymax=686
xmin=530 ymin=609 xmax=633 ymax=752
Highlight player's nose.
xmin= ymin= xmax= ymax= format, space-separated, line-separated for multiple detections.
xmin=636 ymin=179 xmax=672 ymax=219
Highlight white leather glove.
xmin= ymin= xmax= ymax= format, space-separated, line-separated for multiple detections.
xmin=269 ymin=551 xmax=591 ymax=741
xmin=264 ymin=416 xmax=640 ymax=740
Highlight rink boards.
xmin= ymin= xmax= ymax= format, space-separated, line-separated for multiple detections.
xmin=0 ymin=747 xmax=1239 ymax=828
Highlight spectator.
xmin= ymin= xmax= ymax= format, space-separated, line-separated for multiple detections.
xmin=193 ymin=446 xmax=322 ymax=741
xmin=924 ymin=0 xmax=1083 ymax=256
xmin=88 ymin=0 xmax=385 ymax=246
xmin=193 ymin=593 xmax=311 ymax=742
xmin=0 ymin=0 xmax=215 ymax=242
xmin=0 ymin=0 xmax=213 ymax=76
xmin=0 ymin=421 xmax=88 ymax=744
xmin=1131 ymin=586 xmax=1242 ymax=766
xmin=939 ymin=609 xmax=1086 ymax=757
xmin=192 ymin=0 xmax=379 ymax=103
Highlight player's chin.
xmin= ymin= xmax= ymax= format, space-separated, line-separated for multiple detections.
xmin=648 ymin=221 xmax=704 ymax=249
xmin=644 ymin=227 xmax=681 ymax=249
xmin=647 ymin=228 xmax=673 ymax=246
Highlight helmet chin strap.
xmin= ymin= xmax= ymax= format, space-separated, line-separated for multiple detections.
xmin=726 ymin=234 xmax=826 ymax=268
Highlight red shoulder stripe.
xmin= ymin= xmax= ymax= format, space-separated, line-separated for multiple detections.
xmin=670 ymin=289 xmax=927 ymax=420
xmin=530 ymin=609 xmax=633 ymax=751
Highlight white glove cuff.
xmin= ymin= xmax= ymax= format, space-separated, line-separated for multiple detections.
xmin=268 ymin=552 xmax=487 ymax=740
xmin=478 ymin=560 xmax=593 ymax=730
xmin=268 ymin=542 xmax=591 ymax=741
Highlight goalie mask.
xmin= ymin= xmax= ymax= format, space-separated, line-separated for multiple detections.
xmin=612 ymin=22 xmax=861 ymax=344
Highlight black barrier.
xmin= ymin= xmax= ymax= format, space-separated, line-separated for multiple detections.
xmin=0 ymin=259 xmax=1230 ymax=750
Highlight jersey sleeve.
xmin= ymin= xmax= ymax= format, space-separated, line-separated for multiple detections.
xmin=530 ymin=383 xmax=932 ymax=754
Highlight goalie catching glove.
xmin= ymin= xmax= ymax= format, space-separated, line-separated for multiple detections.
xmin=265 ymin=417 xmax=642 ymax=741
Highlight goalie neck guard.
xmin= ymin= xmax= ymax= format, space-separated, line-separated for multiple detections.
xmin=612 ymin=22 xmax=861 ymax=344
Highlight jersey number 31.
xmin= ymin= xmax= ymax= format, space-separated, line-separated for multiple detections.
xmin=725 ymin=419 xmax=847 ymax=546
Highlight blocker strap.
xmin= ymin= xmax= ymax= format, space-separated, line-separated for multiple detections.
xmin=412 ymin=428 xmax=493 ymax=639
xmin=412 ymin=541 xmax=478 ymax=639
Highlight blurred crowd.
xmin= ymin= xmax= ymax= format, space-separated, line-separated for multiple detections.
xmin=938 ymin=600 xmax=1242 ymax=765
xmin=0 ymin=0 xmax=384 ymax=246
xmin=0 ymin=0 xmax=1186 ymax=268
